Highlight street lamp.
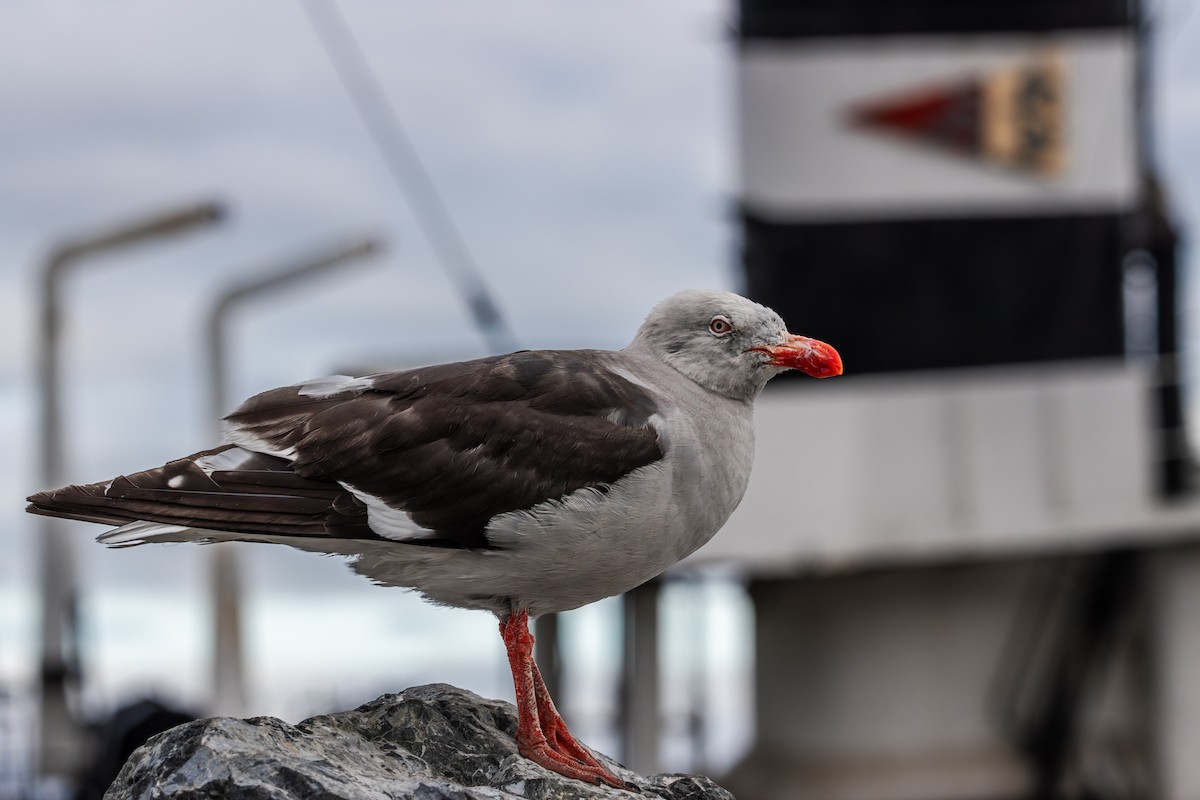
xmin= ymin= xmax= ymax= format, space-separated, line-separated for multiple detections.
xmin=37 ymin=200 xmax=224 ymax=781
xmin=204 ymin=235 xmax=381 ymax=717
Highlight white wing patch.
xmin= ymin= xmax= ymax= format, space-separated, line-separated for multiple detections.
xmin=221 ymin=425 xmax=297 ymax=461
xmin=341 ymin=483 xmax=440 ymax=542
xmin=220 ymin=376 xmax=376 ymax=459
xmin=98 ymin=521 xmax=191 ymax=547
xmin=194 ymin=447 xmax=257 ymax=474
xmin=297 ymin=374 xmax=376 ymax=399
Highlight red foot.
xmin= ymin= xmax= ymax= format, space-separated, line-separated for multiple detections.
xmin=531 ymin=664 xmax=609 ymax=772
xmin=517 ymin=734 xmax=627 ymax=789
xmin=500 ymin=609 xmax=627 ymax=789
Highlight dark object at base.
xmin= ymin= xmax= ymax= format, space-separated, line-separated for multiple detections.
xmin=77 ymin=698 xmax=196 ymax=800
xmin=105 ymin=683 xmax=733 ymax=799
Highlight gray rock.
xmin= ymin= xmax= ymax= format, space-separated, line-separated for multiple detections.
xmin=104 ymin=683 xmax=733 ymax=800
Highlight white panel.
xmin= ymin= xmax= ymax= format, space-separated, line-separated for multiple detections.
xmin=959 ymin=382 xmax=1052 ymax=540
xmin=856 ymin=388 xmax=956 ymax=543
xmin=1052 ymin=367 xmax=1154 ymax=528
xmin=692 ymin=361 xmax=1163 ymax=572
xmin=738 ymin=32 xmax=1138 ymax=220
xmin=732 ymin=389 xmax=863 ymax=557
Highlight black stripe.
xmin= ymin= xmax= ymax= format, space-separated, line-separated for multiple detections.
xmin=738 ymin=0 xmax=1134 ymax=40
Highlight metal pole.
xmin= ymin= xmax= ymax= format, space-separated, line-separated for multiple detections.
xmin=204 ymin=235 xmax=380 ymax=717
xmin=621 ymin=580 xmax=661 ymax=775
xmin=298 ymin=0 xmax=517 ymax=354
xmin=37 ymin=201 xmax=223 ymax=781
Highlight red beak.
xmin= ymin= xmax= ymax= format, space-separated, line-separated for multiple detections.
xmin=749 ymin=334 xmax=843 ymax=378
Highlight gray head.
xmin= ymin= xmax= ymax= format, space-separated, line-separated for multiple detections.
xmin=627 ymin=289 xmax=842 ymax=400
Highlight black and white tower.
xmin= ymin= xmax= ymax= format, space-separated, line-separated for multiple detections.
xmin=711 ymin=2 xmax=1196 ymax=798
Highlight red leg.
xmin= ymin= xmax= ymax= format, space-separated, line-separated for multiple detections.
xmin=500 ymin=610 xmax=625 ymax=788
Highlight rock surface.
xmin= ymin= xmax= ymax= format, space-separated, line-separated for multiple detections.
xmin=105 ymin=683 xmax=733 ymax=800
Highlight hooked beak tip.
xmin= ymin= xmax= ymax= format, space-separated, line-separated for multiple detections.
xmin=750 ymin=335 xmax=843 ymax=379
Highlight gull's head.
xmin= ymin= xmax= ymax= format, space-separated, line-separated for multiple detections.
xmin=629 ymin=289 xmax=842 ymax=400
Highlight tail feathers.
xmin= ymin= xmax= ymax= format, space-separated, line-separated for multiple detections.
xmin=25 ymin=444 xmax=381 ymax=544
xmin=27 ymin=479 xmax=135 ymax=527
xmin=95 ymin=521 xmax=372 ymax=554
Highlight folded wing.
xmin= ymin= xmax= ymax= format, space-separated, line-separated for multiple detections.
xmin=27 ymin=350 xmax=664 ymax=550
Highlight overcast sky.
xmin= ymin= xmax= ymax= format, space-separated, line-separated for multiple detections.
xmin=1 ymin=0 xmax=1199 ymax=736
xmin=0 ymin=0 xmax=737 ymax=729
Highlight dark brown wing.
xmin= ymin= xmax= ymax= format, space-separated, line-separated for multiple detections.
xmin=28 ymin=350 xmax=664 ymax=549
xmin=225 ymin=350 xmax=664 ymax=545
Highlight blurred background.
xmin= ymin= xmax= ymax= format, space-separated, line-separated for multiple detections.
xmin=2 ymin=0 xmax=1200 ymax=798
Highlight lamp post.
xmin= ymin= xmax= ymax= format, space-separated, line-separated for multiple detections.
xmin=204 ymin=236 xmax=380 ymax=717
xmin=37 ymin=200 xmax=224 ymax=781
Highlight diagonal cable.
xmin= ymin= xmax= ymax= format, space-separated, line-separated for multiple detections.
xmin=299 ymin=0 xmax=518 ymax=353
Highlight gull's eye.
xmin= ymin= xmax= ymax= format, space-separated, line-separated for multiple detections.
xmin=709 ymin=315 xmax=733 ymax=336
